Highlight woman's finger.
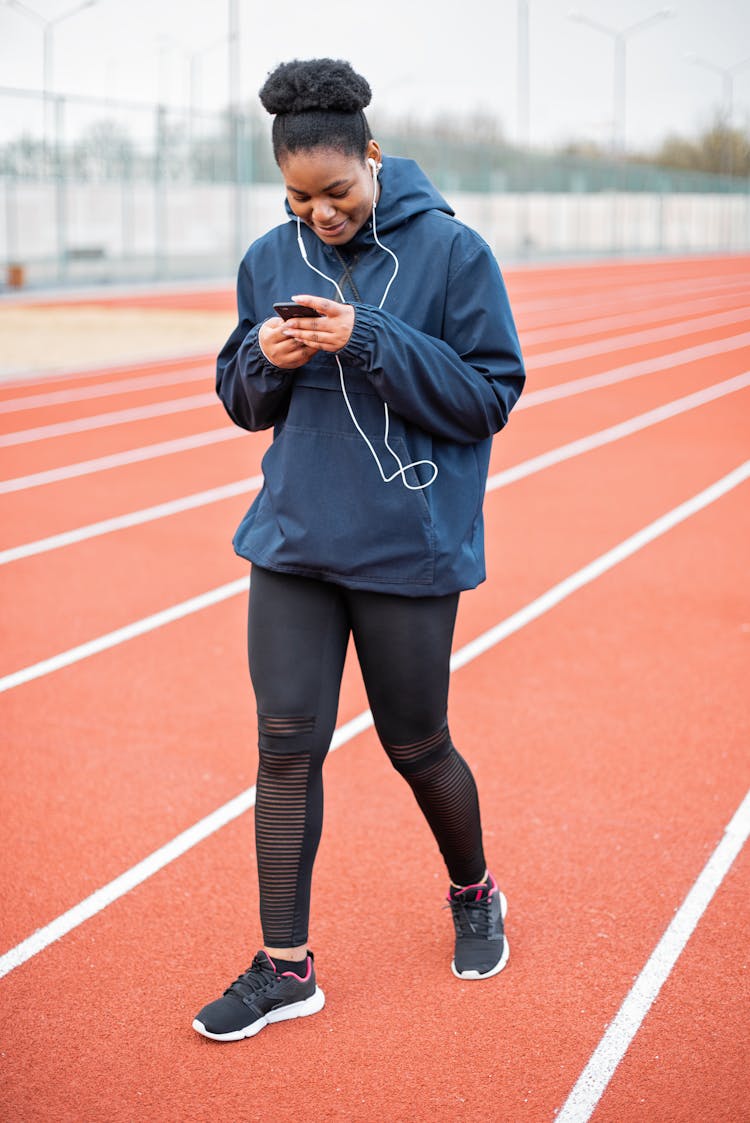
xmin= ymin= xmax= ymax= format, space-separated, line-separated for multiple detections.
xmin=290 ymin=294 xmax=343 ymax=316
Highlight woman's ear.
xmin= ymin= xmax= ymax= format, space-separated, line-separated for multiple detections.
xmin=366 ymin=140 xmax=383 ymax=170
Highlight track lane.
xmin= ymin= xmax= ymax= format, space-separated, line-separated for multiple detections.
xmin=0 ymin=362 xmax=215 ymax=413
xmin=496 ymin=348 xmax=750 ymax=474
xmin=2 ymin=256 xmax=749 ymax=1121
xmin=520 ymin=306 xmax=750 ymax=364
xmin=0 ymin=430 xmax=258 ymax=544
xmin=4 ymin=370 xmax=747 ymax=569
xmin=588 ymin=843 xmax=750 ymax=1123
xmin=0 ymin=368 xmax=216 ymax=426
xmin=2 ymin=301 xmax=747 ymax=680
xmin=0 ymin=499 xmax=250 ymax=674
xmin=1 ymin=372 xmax=746 ymax=691
xmin=503 ymin=254 xmax=750 ymax=300
xmin=519 ymin=287 xmax=750 ymax=347
xmin=509 ymin=274 xmax=750 ymax=329
xmin=1 ymin=340 xmax=742 ymax=552
xmin=0 ymin=465 xmax=746 ymax=1122
xmin=1 ymin=267 xmax=745 ymax=500
xmin=2 ymin=312 xmax=745 ymax=548
xmin=0 ymin=397 xmax=233 ymax=478
xmin=0 ymin=384 xmax=746 ymax=956
xmin=0 ymin=351 xmax=219 ymax=392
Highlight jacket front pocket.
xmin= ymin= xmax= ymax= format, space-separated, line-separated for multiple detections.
xmin=247 ymin=425 xmax=436 ymax=586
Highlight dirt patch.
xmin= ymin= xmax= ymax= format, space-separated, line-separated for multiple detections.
xmin=0 ymin=305 xmax=237 ymax=377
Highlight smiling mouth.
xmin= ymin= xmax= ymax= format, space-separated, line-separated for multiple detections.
xmin=314 ymin=219 xmax=348 ymax=237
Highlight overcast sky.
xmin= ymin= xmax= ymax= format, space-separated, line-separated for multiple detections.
xmin=1 ymin=0 xmax=748 ymax=151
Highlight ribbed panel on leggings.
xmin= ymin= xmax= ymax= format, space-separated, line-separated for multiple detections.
xmin=384 ymin=727 xmax=485 ymax=886
xmin=254 ymin=748 xmax=311 ymax=945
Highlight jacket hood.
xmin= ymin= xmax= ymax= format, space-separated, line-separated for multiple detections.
xmin=369 ymin=156 xmax=454 ymax=232
xmin=283 ymin=155 xmax=453 ymax=241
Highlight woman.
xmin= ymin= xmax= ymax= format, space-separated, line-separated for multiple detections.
xmin=193 ymin=58 xmax=525 ymax=1042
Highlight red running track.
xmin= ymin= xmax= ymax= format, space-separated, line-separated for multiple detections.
xmin=0 ymin=255 xmax=748 ymax=1123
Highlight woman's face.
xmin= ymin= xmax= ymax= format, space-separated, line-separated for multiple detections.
xmin=280 ymin=142 xmax=382 ymax=246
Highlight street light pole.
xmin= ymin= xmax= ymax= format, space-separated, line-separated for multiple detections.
xmin=190 ymin=35 xmax=228 ymax=141
xmin=516 ymin=0 xmax=533 ymax=256
xmin=6 ymin=0 xmax=101 ymax=155
xmin=5 ymin=0 xmax=101 ymax=281
xmin=43 ymin=1 xmax=99 ymax=109
xmin=228 ymin=0 xmax=243 ymax=264
xmin=568 ymin=7 xmax=675 ymax=154
xmin=517 ymin=0 xmax=530 ymax=149
xmin=684 ymin=52 xmax=750 ymax=175
xmin=684 ymin=52 xmax=750 ymax=126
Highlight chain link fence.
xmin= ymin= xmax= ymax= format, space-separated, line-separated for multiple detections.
xmin=2 ymin=86 xmax=749 ymax=290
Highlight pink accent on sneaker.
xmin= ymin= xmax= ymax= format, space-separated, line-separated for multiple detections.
xmin=259 ymin=950 xmax=277 ymax=971
xmin=281 ymin=956 xmax=311 ymax=982
xmin=452 ymin=872 xmax=497 ymax=897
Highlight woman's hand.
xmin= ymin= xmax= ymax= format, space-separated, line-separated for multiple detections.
xmin=258 ymin=318 xmax=315 ymax=369
xmin=279 ymin=295 xmax=355 ymax=353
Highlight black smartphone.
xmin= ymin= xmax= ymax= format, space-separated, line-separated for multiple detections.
xmin=273 ymin=302 xmax=318 ymax=320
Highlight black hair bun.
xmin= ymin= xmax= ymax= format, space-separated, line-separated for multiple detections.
xmin=259 ymin=58 xmax=372 ymax=115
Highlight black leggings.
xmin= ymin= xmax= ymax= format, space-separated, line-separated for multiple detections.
xmin=248 ymin=566 xmax=487 ymax=947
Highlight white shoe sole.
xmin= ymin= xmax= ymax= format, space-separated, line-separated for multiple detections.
xmin=192 ymin=985 xmax=325 ymax=1042
xmin=451 ymin=891 xmax=509 ymax=980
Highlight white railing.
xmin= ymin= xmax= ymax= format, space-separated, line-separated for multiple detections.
xmin=2 ymin=181 xmax=749 ymax=289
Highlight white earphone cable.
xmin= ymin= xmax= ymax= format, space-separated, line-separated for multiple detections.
xmin=295 ymin=158 xmax=437 ymax=491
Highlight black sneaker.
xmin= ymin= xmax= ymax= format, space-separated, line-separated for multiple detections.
xmin=192 ymin=950 xmax=325 ymax=1041
xmin=447 ymin=873 xmax=509 ymax=980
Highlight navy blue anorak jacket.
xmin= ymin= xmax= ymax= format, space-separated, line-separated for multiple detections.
xmin=216 ymin=156 xmax=525 ymax=596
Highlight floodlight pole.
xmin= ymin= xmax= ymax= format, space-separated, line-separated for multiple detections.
xmin=517 ymin=0 xmax=530 ymax=149
xmin=568 ymin=7 xmax=675 ymax=154
xmin=228 ymin=0 xmax=244 ymax=265
xmin=5 ymin=0 xmax=101 ymax=159
xmin=684 ymin=52 xmax=750 ymax=125
xmin=43 ymin=2 xmax=99 ymax=117
xmin=684 ymin=52 xmax=750 ymax=175
xmin=6 ymin=0 xmax=100 ymax=280
xmin=190 ymin=35 xmax=227 ymax=144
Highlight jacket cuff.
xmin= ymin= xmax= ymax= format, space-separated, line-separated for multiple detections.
xmin=241 ymin=322 xmax=289 ymax=382
xmin=339 ymin=304 xmax=377 ymax=369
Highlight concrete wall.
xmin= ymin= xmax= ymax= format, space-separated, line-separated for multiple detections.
xmin=2 ymin=179 xmax=749 ymax=288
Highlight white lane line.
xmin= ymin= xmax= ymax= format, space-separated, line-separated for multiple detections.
xmin=456 ymin=461 xmax=749 ymax=668
xmin=0 ymin=350 xmax=216 ymax=388
xmin=488 ymin=371 xmax=750 ymax=490
xmin=525 ymin=307 xmax=750 ymax=367
xmin=510 ymin=271 xmax=750 ymax=317
xmin=556 ymin=787 xmax=750 ymax=1123
xmin=4 ymin=372 xmax=748 ymax=566
xmin=0 ymin=705 xmax=371 ymax=983
xmin=0 ymin=427 xmax=243 ymax=495
xmin=519 ymin=331 xmax=750 ymax=407
xmin=0 ymin=578 xmax=249 ymax=694
xmin=1 ymin=277 xmax=744 ymax=395
xmin=0 ymin=459 xmax=746 ymax=979
xmin=0 ymin=391 xmax=218 ymax=447
xmin=520 ymin=290 xmax=750 ymax=347
xmin=0 ymin=787 xmax=258 ymax=979
xmin=0 ymin=364 xmax=212 ymax=414
xmin=0 ymin=476 xmax=263 ymax=565
xmin=2 ymin=313 xmax=747 ymax=448
xmin=2 ymin=328 xmax=748 ymax=496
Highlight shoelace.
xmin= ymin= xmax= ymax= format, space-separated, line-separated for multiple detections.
xmin=447 ymin=891 xmax=493 ymax=938
xmin=224 ymin=953 xmax=277 ymax=999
